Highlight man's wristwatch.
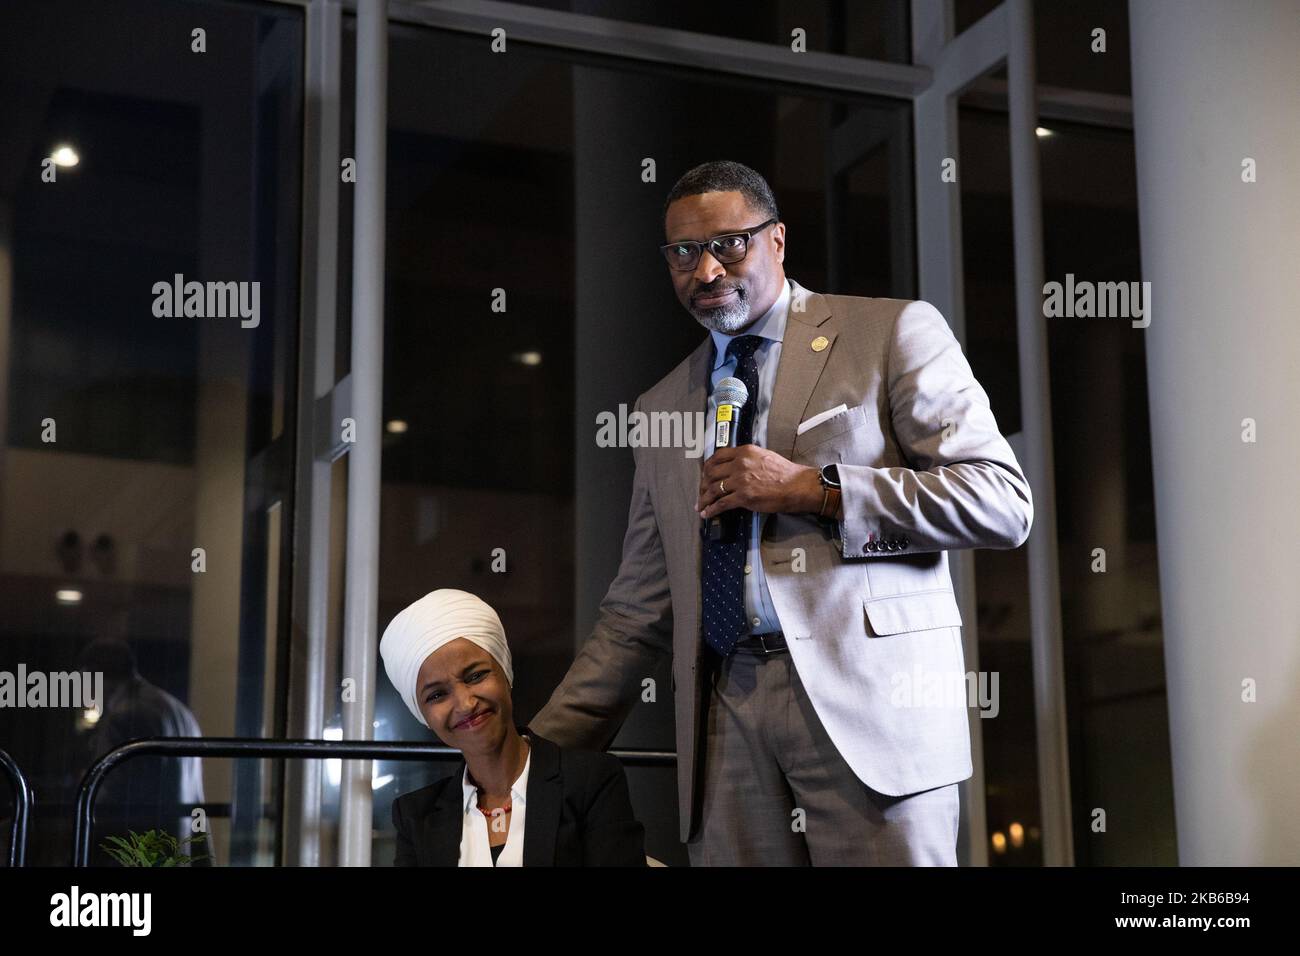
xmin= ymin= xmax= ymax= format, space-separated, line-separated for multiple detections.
xmin=817 ymin=463 xmax=841 ymax=520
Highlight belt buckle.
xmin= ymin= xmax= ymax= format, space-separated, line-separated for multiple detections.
xmin=754 ymin=632 xmax=782 ymax=655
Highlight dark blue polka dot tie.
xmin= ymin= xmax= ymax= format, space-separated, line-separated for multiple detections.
xmin=701 ymin=334 xmax=763 ymax=657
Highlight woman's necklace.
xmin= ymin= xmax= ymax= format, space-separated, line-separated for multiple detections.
xmin=472 ymin=737 xmax=526 ymax=816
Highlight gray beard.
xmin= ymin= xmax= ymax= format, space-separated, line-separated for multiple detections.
xmin=691 ymin=292 xmax=752 ymax=334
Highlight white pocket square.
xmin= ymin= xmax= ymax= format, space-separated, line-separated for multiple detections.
xmin=796 ymin=403 xmax=848 ymax=436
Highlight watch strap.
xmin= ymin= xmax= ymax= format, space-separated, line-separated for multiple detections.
xmin=818 ymin=485 xmax=842 ymax=520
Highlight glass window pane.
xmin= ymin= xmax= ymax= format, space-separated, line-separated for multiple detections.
xmin=1034 ymin=0 xmax=1131 ymax=96
xmin=974 ymin=545 xmax=1043 ymax=865
xmin=958 ymin=92 xmax=1036 ymax=865
xmin=1041 ymin=121 xmax=1173 ymax=865
xmin=956 ymin=1 xmax=1132 ymax=95
xmin=958 ymin=102 xmax=1022 ymax=435
xmin=0 ymin=0 xmax=302 ymax=865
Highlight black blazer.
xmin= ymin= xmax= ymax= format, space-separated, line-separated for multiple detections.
xmin=391 ymin=732 xmax=647 ymax=866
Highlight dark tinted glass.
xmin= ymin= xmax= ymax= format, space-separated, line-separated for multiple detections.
xmin=0 ymin=0 xmax=302 ymax=866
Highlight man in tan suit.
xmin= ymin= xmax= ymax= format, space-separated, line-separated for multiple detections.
xmin=529 ymin=160 xmax=1033 ymax=865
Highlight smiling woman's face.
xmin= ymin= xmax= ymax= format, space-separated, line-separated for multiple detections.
xmin=415 ymin=637 xmax=513 ymax=752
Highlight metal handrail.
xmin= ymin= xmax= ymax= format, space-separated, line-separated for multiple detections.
xmin=0 ymin=749 xmax=33 ymax=867
xmin=73 ymin=736 xmax=676 ymax=866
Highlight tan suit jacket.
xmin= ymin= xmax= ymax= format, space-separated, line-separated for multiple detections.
xmin=529 ymin=279 xmax=1033 ymax=842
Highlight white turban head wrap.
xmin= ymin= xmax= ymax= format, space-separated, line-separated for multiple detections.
xmin=379 ymin=589 xmax=514 ymax=729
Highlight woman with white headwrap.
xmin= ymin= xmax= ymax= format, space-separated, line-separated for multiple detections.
xmin=381 ymin=589 xmax=646 ymax=867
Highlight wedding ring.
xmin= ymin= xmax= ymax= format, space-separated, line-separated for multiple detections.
xmin=719 ymin=479 xmax=727 ymax=495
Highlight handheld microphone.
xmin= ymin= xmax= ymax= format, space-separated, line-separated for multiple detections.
xmin=705 ymin=377 xmax=749 ymax=541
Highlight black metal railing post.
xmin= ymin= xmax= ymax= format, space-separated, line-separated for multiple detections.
xmin=0 ymin=749 xmax=33 ymax=867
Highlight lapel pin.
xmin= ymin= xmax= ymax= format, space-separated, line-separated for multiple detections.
xmin=811 ymin=335 xmax=829 ymax=352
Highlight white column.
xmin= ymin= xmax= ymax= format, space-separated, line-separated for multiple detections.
xmin=1129 ymin=0 xmax=1300 ymax=865
xmin=339 ymin=0 xmax=387 ymax=868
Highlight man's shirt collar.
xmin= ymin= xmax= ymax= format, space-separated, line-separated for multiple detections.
xmin=710 ymin=277 xmax=792 ymax=370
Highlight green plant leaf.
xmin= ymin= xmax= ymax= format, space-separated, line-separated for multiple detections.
xmin=101 ymin=827 xmax=200 ymax=866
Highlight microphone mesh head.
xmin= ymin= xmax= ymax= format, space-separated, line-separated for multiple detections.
xmin=714 ymin=377 xmax=749 ymax=408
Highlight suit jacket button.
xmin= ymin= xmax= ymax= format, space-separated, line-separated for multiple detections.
xmin=865 ymin=542 xmax=875 ymax=553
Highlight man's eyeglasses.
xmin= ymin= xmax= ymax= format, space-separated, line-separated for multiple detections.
xmin=659 ymin=218 xmax=777 ymax=272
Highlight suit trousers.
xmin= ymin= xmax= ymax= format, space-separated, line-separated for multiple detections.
xmin=685 ymin=647 xmax=960 ymax=866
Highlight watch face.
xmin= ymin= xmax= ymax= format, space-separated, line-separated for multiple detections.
xmin=821 ymin=463 xmax=840 ymax=487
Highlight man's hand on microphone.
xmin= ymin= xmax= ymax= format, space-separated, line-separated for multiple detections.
xmin=697 ymin=446 xmax=823 ymax=519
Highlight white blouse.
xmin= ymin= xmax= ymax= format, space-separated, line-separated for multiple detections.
xmin=457 ymin=736 xmax=531 ymax=867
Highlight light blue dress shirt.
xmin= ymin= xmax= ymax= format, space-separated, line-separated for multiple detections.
xmin=703 ymin=277 xmax=792 ymax=636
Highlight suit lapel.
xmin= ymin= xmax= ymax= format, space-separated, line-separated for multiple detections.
xmin=521 ymin=734 xmax=562 ymax=867
xmin=425 ymin=763 xmax=467 ymax=866
xmin=425 ymin=731 xmax=559 ymax=866
xmin=767 ymin=278 xmax=835 ymax=461
xmin=672 ymin=335 xmax=715 ymax=510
